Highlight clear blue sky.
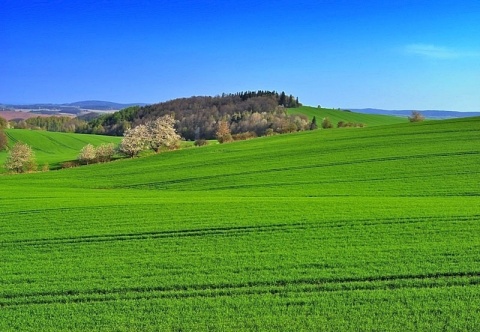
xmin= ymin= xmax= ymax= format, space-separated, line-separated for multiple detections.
xmin=2 ymin=0 xmax=479 ymax=111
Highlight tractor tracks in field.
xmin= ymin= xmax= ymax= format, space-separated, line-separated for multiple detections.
xmin=1 ymin=271 xmax=479 ymax=308
xmin=2 ymin=214 xmax=478 ymax=248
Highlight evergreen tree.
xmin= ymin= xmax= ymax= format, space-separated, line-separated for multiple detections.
xmin=310 ymin=116 xmax=318 ymax=130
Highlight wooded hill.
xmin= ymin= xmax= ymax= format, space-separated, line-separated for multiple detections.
xmin=85 ymin=91 xmax=305 ymax=139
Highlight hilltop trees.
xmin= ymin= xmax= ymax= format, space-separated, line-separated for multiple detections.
xmin=83 ymin=92 xmax=304 ymax=139
xmin=4 ymin=142 xmax=36 ymax=173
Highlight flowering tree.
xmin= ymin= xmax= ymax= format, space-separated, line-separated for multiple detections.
xmin=146 ymin=115 xmax=181 ymax=153
xmin=78 ymin=144 xmax=97 ymax=165
xmin=119 ymin=124 xmax=148 ymax=157
xmin=96 ymin=143 xmax=115 ymax=162
xmin=4 ymin=142 xmax=36 ymax=173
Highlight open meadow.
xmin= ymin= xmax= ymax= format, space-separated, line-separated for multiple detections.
xmin=1 ymin=117 xmax=479 ymax=330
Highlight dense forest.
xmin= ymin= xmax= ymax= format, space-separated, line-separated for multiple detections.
xmin=84 ymin=91 xmax=308 ymax=140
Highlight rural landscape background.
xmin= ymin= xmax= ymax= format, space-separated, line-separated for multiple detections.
xmin=2 ymin=0 xmax=480 ymax=331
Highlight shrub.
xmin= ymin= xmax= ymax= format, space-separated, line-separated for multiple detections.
xmin=409 ymin=111 xmax=425 ymax=122
xmin=232 ymin=132 xmax=257 ymax=141
xmin=0 ymin=130 xmax=7 ymax=151
xmin=337 ymin=121 xmax=366 ymax=128
xmin=0 ymin=116 xmax=7 ymax=130
xmin=321 ymin=117 xmax=333 ymax=129
xmin=194 ymin=139 xmax=208 ymax=147
xmin=61 ymin=161 xmax=79 ymax=169
xmin=265 ymin=128 xmax=275 ymax=136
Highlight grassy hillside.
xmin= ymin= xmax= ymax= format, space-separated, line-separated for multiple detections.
xmin=1 ymin=117 xmax=479 ymax=330
xmin=289 ymin=105 xmax=407 ymax=126
xmin=0 ymin=129 xmax=122 ymax=170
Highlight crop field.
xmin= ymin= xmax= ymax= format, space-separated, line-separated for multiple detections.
xmin=1 ymin=117 xmax=479 ymax=330
xmin=0 ymin=129 xmax=122 ymax=171
xmin=288 ymin=106 xmax=408 ymax=126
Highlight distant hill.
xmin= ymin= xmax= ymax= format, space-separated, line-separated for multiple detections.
xmin=86 ymin=91 xmax=304 ymax=139
xmin=1 ymin=100 xmax=147 ymax=113
xmin=65 ymin=100 xmax=148 ymax=110
xmin=351 ymin=108 xmax=480 ymax=119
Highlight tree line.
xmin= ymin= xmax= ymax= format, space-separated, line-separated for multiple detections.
xmin=83 ymin=91 xmax=307 ymax=139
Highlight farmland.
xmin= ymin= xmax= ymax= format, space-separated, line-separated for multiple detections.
xmin=288 ymin=106 xmax=408 ymax=126
xmin=0 ymin=129 xmax=122 ymax=170
xmin=1 ymin=117 xmax=479 ymax=330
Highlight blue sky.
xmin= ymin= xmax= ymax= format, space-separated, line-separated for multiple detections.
xmin=2 ymin=0 xmax=479 ymax=111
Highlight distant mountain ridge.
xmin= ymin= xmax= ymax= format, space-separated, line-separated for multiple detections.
xmin=351 ymin=108 xmax=480 ymax=119
xmin=1 ymin=100 xmax=147 ymax=111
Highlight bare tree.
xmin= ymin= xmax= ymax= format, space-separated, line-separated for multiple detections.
xmin=216 ymin=120 xmax=233 ymax=143
xmin=4 ymin=142 xmax=37 ymax=173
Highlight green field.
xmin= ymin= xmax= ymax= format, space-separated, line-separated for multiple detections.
xmin=288 ymin=106 xmax=408 ymax=126
xmin=1 ymin=117 xmax=479 ymax=330
xmin=0 ymin=129 xmax=122 ymax=170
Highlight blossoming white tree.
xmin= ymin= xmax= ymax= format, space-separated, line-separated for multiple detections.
xmin=119 ymin=124 xmax=148 ymax=157
xmin=78 ymin=144 xmax=96 ymax=165
xmin=4 ymin=142 xmax=36 ymax=173
xmin=146 ymin=115 xmax=181 ymax=153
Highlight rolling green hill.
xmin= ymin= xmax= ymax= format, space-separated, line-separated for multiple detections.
xmin=289 ymin=105 xmax=408 ymax=126
xmin=0 ymin=129 xmax=122 ymax=170
xmin=1 ymin=117 xmax=479 ymax=331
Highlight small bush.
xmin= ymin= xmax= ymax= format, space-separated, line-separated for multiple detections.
xmin=321 ymin=117 xmax=333 ymax=129
xmin=194 ymin=139 xmax=208 ymax=147
xmin=337 ymin=121 xmax=366 ymax=128
xmin=61 ymin=161 xmax=79 ymax=169
xmin=265 ymin=128 xmax=275 ymax=136
xmin=0 ymin=130 xmax=7 ymax=151
xmin=409 ymin=111 xmax=425 ymax=122
xmin=232 ymin=132 xmax=258 ymax=141
xmin=217 ymin=133 xmax=233 ymax=144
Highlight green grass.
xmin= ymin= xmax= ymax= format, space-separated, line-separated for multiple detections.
xmin=289 ymin=105 xmax=408 ymax=126
xmin=1 ymin=117 xmax=479 ymax=331
xmin=0 ymin=129 xmax=122 ymax=170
